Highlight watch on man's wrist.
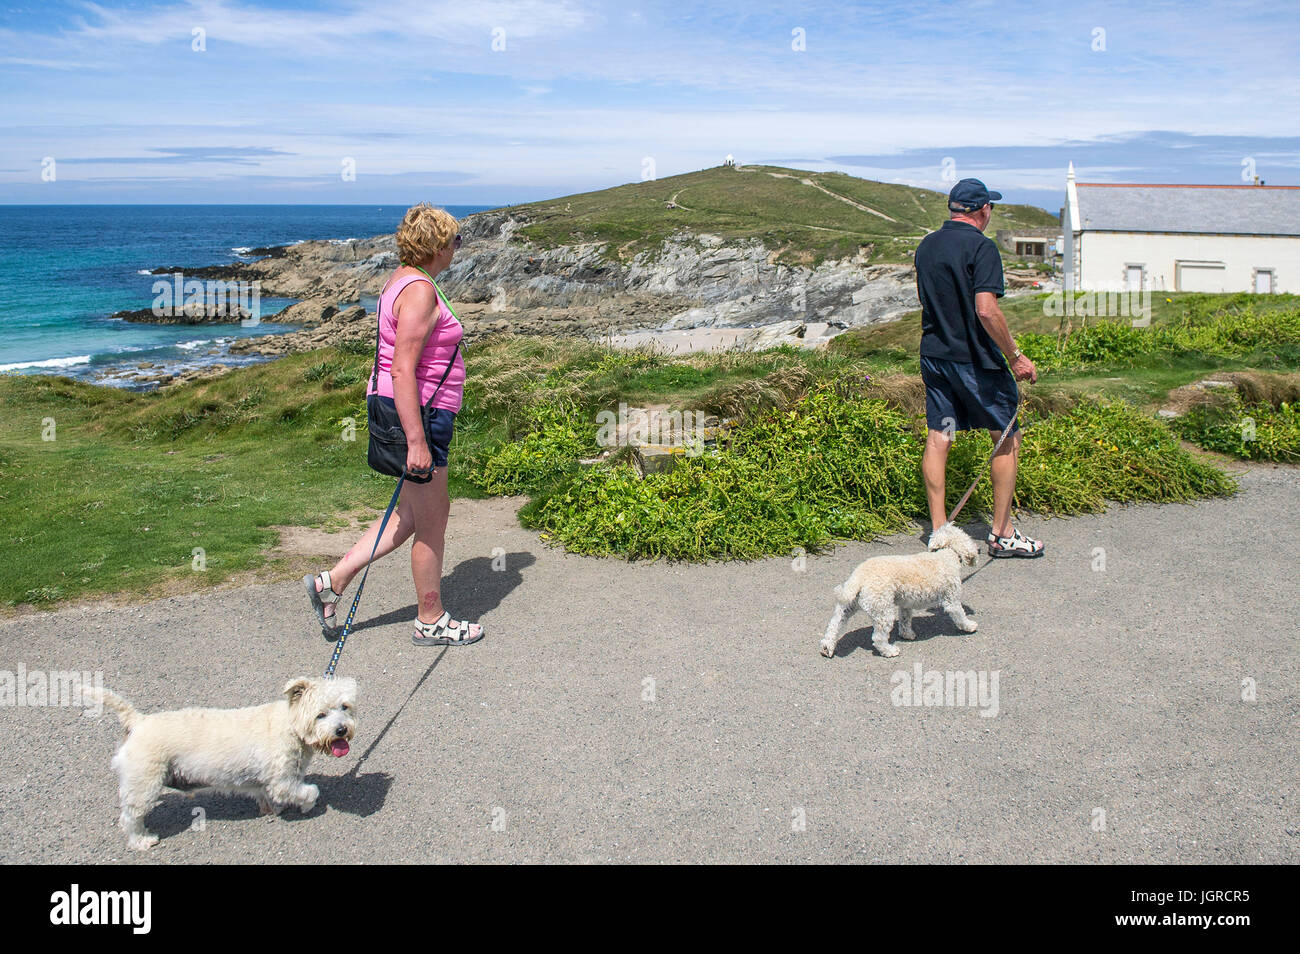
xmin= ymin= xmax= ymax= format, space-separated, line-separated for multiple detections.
xmin=1011 ymin=348 xmax=1023 ymax=360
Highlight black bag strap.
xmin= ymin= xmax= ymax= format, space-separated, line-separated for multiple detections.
xmin=421 ymin=341 xmax=460 ymax=414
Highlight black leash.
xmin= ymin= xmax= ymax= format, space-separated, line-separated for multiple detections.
xmin=324 ymin=474 xmax=405 ymax=679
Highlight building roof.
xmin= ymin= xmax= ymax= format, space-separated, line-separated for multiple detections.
xmin=1074 ymin=183 xmax=1300 ymax=236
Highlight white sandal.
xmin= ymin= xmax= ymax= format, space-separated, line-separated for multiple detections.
xmin=412 ymin=611 xmax=485 ymax=647
xmin=986 ymin=529 xmax=1044 ymax=559
xmin=304 ymin=571 xmax=344 ymax=629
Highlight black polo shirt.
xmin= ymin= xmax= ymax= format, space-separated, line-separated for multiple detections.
xmin=914 ymin=220 xmax=1006 ymax=371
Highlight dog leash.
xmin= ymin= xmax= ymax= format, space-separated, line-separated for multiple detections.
xmin=324 ymin=474 xmax=406 ymax=679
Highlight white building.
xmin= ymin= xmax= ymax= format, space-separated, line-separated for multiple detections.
xmin=1061 ymin=163 xmax=1300 ymax=294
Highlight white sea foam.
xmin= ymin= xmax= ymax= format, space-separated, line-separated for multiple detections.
xmin=231 ymin=246 xmax=253 ymax=255
xmin=0 ymin=354 xmax=92 ymax=372
xmin=176 ymin=339 xmax=213 ymax=351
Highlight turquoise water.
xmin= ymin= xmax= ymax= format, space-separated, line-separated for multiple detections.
xmin=0 ymin=205 xmax=490 ymax=383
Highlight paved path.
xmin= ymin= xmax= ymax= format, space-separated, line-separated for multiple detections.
xmin=2 ymin=465 xmax=1297 ymax=863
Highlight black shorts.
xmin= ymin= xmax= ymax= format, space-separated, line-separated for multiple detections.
xmin=920 ymin=355 xmax=1020 ymax=435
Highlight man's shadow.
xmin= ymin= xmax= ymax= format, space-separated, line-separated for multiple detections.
xmin=346 ymin=551 xmax=535 ymax=634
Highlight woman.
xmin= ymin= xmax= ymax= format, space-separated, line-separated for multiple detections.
xmin=305 ymin=203 xmax=483 ymax=646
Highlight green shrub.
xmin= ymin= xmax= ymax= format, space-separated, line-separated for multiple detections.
xmin=517 ymin=386 xmax=1234 ymax=560
xmin=1014 ymin=401 xmax=1236 ymax=511
xmin=473 ymin=402 xmax=597 ymax=495
xmin=303 ymin=360 xmax=335 ymax=382
xmin=1021 ymin=305 xmax=1300 ymax=372
xmin=1173 ymin=397 xmax=1300 ymax=462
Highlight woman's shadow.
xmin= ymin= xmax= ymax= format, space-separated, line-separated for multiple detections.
xmin=347 ymin=551 xmax=535 ymax=634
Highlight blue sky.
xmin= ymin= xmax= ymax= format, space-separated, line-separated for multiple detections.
xmin=1 ymin=0 xmax=1297 ymax=210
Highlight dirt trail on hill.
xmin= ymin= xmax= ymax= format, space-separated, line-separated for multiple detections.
xmin=747 ymin=167 xmax=901 ymax=222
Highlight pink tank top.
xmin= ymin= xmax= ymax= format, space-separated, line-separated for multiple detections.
xmin=367 ymin=274 xmax=465 ymax=413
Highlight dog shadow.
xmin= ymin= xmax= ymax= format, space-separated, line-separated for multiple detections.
xmin=833 ymin=608 xmax=978 ymax=657
xmin=297 ymin=770 xmax=392 ymax=820
xmin=142 ymin=792 xmax=271 ymax=843
xmin=347 ymin=551 xmax=534 ymax=635
xmin=139 ymin=769 xmax=393 ymax=844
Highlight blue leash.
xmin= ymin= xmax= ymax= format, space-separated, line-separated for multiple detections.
xmin=324 ymin=474 xmax=408 ymax=679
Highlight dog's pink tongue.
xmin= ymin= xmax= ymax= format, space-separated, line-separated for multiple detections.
xmin=329 ymin=739 xmax=350 ymax=758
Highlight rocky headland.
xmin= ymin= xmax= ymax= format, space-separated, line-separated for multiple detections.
xmin=144 ymin=206 xmax=934 ymax=363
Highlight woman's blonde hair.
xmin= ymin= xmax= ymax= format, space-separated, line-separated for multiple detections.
xmin=395 ymin=203 xmax=458 ymax=265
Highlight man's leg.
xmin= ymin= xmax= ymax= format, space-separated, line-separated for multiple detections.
xmin=989 ymin=429 xmax=1021 ymax=539
xmin=923 ymin=428 xmax=954 ymax=530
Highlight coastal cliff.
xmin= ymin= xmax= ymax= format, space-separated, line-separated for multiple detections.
xmin=151 ymin=165 xmax=1057 ymax=357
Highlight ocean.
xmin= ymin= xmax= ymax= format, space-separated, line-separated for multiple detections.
xmin=0 ymin=204 xmax=492 ymax=385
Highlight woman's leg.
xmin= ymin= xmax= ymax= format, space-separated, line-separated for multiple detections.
xmin=313 ymin=492 xmax=419 ymax=620
xmin=406 ymin=468 xmax=482 ymax=637
xmin=404 ymin=468 xmax=450 ymax=624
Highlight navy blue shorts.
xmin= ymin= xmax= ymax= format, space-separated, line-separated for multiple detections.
xmin=920 ymin=356 xmax=1020 ymax=435
xmin=422 ymin=407 xmax=456 ymax=468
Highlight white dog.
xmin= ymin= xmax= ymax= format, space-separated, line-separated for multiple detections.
xmin=819 ymin=523 xmax=981 ymax=659
xmin=86 ymin=677 xmax=357 ymax=850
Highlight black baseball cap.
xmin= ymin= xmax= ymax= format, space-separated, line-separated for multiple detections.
xmin=948 ymin=178 xmax=1002 ymax=212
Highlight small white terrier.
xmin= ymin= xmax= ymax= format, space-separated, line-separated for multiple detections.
xmin=86 ymin=677 xmax=357 ymax=851
xmin=820 ymin=523 xmax=981 ymax=659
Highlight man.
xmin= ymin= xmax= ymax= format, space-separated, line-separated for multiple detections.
xmin=914 ymin=178 xmax=1043 ymax=558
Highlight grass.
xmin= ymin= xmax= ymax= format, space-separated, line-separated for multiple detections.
xmin=5 ymin=291 xmax=1295 ymax=606
xmin=830 ymin=291 xmax=1300 ymax=404
xmin=0 ymin=350 xmax=492 ymax=610
xmin=510 ymin=164 xmax=1056 ymax=266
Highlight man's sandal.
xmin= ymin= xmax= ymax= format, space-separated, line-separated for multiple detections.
xmin=304 ymin=571 xmax=344 ymax=630
xmin=987 ymin=529 xmax=1044 ymax=559
xmin=412 ymin=612 xmax=485 ymax=647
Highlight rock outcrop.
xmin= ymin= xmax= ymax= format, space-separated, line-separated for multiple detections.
xmin=110 ymin=302 xmax=256 ymax=325
xmin=436 ymin=213 xmax=920 ymax=330
xmin=139 ymin=206 xmax=925 ymax=356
